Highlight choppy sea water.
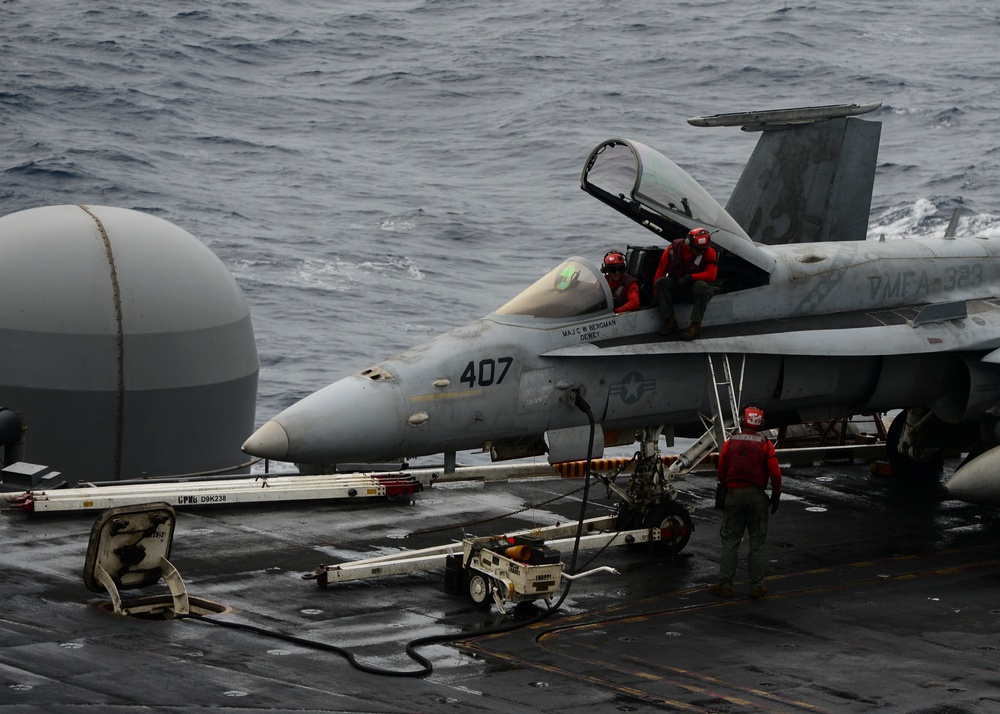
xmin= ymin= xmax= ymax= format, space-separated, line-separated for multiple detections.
xmin=2 ymin=1 xmax=999 ymax=464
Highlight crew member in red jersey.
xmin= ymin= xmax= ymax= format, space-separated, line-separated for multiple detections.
xmin=710 ymin=404 xmax=782 ymax=599
xmin=653 ymin=227 xmax=717 ymax=339
xmin=601 ymin=250 xmax=640 ymax=314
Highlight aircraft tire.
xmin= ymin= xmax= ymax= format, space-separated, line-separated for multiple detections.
xmin=886 ymin=410 xmax=944 ymax=479
xmin=616 ymin=499 xmax=693 ymax=555
xmin=652 ymin=500 xmax=693 ymax=554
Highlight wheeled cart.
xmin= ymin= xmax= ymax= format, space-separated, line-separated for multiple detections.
xmin=447 ymin=534 xmax=567 ymax=614
xmin=309 ymin=515 xmax=677 ymax=612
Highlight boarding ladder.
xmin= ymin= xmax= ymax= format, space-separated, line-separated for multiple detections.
xmin=664 ymin=353 xmax=745 ymax=477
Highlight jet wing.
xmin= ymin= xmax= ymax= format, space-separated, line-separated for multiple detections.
xmin=542 ymin=299 xmax=1000 ymax=359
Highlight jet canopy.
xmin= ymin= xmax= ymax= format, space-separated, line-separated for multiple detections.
xmin=581 ymin=139 xmax=774 ymax=273
xmin=496 ymin=259 xmax=607 ymax=319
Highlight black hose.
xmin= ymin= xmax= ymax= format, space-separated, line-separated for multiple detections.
xmin=558 ymin=391 xmax=598 ymax=587
xmin=181 ymin=611 xmax=435 ymax=677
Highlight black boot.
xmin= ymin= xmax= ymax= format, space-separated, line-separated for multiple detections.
xmin=680 ymin=321 xmax=701 ymax=340
xmin=658 ymin=316 xmax=678 ymax=336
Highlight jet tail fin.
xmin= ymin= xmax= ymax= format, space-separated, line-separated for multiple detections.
xmin=693 ymin=103 xmax=882 ymax=245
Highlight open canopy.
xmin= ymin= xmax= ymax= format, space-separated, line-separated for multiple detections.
xmin=581 ymin=139 xmax=775 ymax=273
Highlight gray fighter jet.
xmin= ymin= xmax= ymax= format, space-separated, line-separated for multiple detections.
xmin=244 ymin=102 xmax=1000 ymax=522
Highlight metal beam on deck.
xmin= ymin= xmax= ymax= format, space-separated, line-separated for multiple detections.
xmin=4 ymin=472 xmax=422 ymax=513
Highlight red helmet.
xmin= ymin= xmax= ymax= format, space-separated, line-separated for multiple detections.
xmin=601 ymin=250 xmax=627 ymax=273
xmin=742 ymin=405 xmax=765 ymax=429
xmin=686 ymin=227 xmax=711 ymax=251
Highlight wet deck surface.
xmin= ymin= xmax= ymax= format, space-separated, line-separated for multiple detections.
xmin=3 ymin=456 xmax=1000 ymax=713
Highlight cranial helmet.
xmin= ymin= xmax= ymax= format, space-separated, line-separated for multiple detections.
xmin=742 ymin=404 xmax=765 ymax=429
xmin=686 ymin=227 xmax=711 ymax=251
xmin=601 ymin=250 xmax=627 ymax=273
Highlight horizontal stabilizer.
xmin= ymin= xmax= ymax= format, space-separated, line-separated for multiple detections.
xmin=687 ymin=102 xmax=882 ymax=129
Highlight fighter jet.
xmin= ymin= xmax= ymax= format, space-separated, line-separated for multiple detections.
xmin=244 ymin=102 xmax=1000 ymax=521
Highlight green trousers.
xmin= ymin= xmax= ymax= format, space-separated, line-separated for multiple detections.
xmin=654 ymin=276 xmax=714 ymax=324
xmin=717 ymin=486 xmax=769 ymax=588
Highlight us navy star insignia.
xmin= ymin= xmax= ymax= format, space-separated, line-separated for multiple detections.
xmin=610 ymin=371 xmax=656 ymax=404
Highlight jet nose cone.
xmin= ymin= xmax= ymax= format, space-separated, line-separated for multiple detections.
xmin=242 ymin=420 xmax=290 ymax=460
xmin=246 ymin=373 xmax=408 ymax=465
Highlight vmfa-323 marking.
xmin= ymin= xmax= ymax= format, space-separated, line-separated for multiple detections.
xmin=244 ymin=102 xmax=1000 ymax=505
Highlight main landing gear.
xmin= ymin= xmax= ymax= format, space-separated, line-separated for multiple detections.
xmin=606 ymin=426 xmax=695 ymax=556
xmin=606 ymin=355 xmax=745 ymax=556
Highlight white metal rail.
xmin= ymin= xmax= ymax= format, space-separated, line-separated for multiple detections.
xmin=4 ymin=472 xmax=423 ymax=513
xmin=311 ymin=514 xmax=656 ymax=587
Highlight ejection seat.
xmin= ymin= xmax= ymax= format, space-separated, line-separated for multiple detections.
xmin=625 ymin=244 xmax=664 ymax=309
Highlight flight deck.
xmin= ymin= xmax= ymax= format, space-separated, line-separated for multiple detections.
xmin=2 ymin=455 xmax=999 ymax=713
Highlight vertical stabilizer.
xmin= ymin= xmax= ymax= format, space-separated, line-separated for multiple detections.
xmin=693 ymin=103 xmax=882 ymax=245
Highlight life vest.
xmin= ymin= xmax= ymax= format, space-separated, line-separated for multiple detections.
xmin=720 ymin=431 xmax=770 ymax=488
xmin=667 ymin=238 xmax=712 ymax=280
xmin=609 ymin=273 xmax=638 ymax=309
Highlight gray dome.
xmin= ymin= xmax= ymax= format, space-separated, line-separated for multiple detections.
xmin=0 ymin=205 xmax=259 ymax=483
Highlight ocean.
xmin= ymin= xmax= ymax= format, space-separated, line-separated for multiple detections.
xmin=2 ymin=0 xmax=999 ymax=465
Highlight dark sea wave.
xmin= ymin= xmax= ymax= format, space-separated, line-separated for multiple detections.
xmin=1 ymin=0 xmax=998 ymax=432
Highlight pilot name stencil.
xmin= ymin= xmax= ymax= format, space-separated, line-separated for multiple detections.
xmin=562 ymin=317 xmax=616 ymax=342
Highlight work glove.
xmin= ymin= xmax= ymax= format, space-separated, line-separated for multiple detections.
xmin=677 ymin=274 xmax=693 ymax=290
xmin=769 ymin=491 xmax=781 ymax=514
xmin=714 ymin=482 xmax=727 ymax=510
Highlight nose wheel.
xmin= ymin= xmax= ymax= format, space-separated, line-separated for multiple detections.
xmin=652 ymin=499 xmax=693 ymax=553
xmin=608 ymin=426 xmax=695 ymax=556
xmin=616 ymin=498 xmax=693 ymax=555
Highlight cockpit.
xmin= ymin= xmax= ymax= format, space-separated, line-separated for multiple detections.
xmin=495 ymin=138 xmax=778 ymax=321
